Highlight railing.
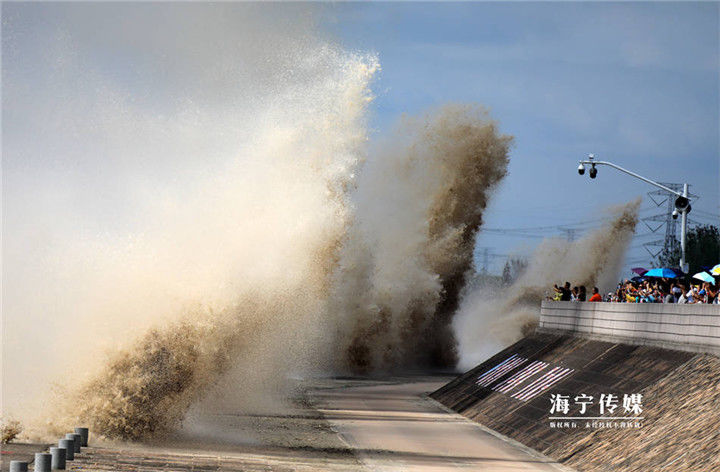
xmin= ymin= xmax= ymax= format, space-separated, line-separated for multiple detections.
xmin=538 ymin=300 xmax=720 ymax=355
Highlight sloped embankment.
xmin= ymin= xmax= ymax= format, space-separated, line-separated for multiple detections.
xmin=431 ymin=333 xmax=720 ymax=471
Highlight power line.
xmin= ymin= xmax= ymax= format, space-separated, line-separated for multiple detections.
xmin=693 ymin=209 xmax=720 ymax=219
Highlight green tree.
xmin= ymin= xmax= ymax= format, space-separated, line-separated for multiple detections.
xmin=658 ymin=224 xmax=720 ymax=274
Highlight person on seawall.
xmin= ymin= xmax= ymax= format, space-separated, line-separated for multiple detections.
xmin=671 ymin=284 xmax=683 ymax=302
xmin=588 ymin=287 xmax=602 ymax=302
xmin=704 ymin=283 xmax=718 ymax=304
xmin=677 ymin=284 xmax=688 ymax=304
xmin=553 ymin=282 xmax=572 ymax=301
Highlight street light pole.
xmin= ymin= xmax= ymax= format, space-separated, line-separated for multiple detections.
xmin=577 ymin=154 xmax=692 ymax=273
xmin=680 ymin=183 xmax=688 ymax=273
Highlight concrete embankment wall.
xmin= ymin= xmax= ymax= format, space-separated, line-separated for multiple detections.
xmin=538 ymin=300 xmax=720 ymax=355
xmin=432 ymin=303 xmax=720 ymax=471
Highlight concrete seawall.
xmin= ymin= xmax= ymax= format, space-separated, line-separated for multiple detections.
xmin=432 ymin=302 xmax=720 ymax=471
xmin=538 ymin=300 xmax=720 ymax=355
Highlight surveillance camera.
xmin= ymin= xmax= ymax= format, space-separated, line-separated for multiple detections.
xmin=578 ymin=163 xmax=585 ymax=175
xmin=589 ymin=166 xmax=597 ymax=179
xmin=674 ymin=196 xmax=690 ymax=211
xmin=672 ymin=209 xmax=679 ymax=220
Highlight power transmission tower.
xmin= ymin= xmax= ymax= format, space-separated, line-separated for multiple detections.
xmin=642 ymin=183 xmax=698 ymax=263
xmin=476 ymin=247 xmax=513 ymax=275
xmin=481 ymin=247 xmax=489 ymax=274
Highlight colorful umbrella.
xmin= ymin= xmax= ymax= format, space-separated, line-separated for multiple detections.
xmin=692 ymin=272 xmax=716 ymax=284
xmin=711 ymin=264 xmax=720 ymax=276
xmin=644 ymin=268 xmax=681 ymax=278
xmin=631 ymin=267 xmax=647 ymax=276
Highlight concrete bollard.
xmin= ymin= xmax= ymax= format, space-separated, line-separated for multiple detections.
xmin=58 ymin=439 xmax=74 ymax=460
xmin=74 ymin=427 xmax=89 ymax=447
xmin=50 ymin=447 xmax=66 ymax=470
xmin=9 ymin=461 xmax=28 ymax=472
xmin=65 ymin=433 xmax=82 ymax=453
xmin=33 ymin=453 xmax=52 ymax=472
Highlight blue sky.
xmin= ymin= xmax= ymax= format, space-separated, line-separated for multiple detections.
xmin=321 ymin=1 xmax=719 ymax=273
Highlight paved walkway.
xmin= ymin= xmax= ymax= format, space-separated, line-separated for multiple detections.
xmin=312 ymin=379 xmax=571 ymax=472
xmin=2 ymin=377 xmax=572 ymax=471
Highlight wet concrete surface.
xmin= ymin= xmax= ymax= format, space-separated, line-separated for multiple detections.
xmin=3 ymin=376 xmax=571 ymax=471
xmin=0 ymin=443 xmax=51 ymax=472
xmin=313 ymin=377 xmax=570 ymax=472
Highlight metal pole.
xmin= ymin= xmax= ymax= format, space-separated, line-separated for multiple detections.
xmin=579 ymin=159 xmax=686 ymax=198
xmin=9 ymin=462 xmax=28 ymax=472
xmin=680 ymin=183 xmax=688 ymax=273
xmin=74 ymin=427 xmax=89 ymax=447
xmin=58 ymin=439 xmax=75 ymax=461
xmin=50 ymin=447 xmax=67 ymax=470
xmin=578 ymin=155 xmax=694 ymax=272
xmin=34 ymin=453 xmax=52 ymax=472
xmin=65 ymin=433 xmax=82 ymax=453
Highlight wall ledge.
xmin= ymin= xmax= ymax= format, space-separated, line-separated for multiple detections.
xmin=539 ymin=300 xmax=720 ymax=355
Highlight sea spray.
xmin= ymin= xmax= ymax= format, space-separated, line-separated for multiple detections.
xmin=454 ymin=199 xmax=641 ymax=370
xmin=5 ymin=4 xmax=379 ymax=440
xmin=52 ymin=291 xmax=324 ymax=440
xmin=333 ymin=105 xmax=513 ymax=372
xmin=39 ymin=105 xmax=512 ymax=440
xmin=57 ymin=106 xmax=510 ymax=439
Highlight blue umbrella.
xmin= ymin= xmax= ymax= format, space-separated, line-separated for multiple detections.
xmin=644 ymin=268 xmax=681 ymax=278
xmin=693 ymin=272 xmax=716 ymax=284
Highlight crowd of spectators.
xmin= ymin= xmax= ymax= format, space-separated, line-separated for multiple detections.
xmin=549 ymin=279 xmax=719 ymax=304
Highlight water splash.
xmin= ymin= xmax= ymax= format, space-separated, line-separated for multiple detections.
xmin=333 ymin=105 xmax=513 ymax=373
xmin=454 ymin=199 xmax=641 ymax=370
